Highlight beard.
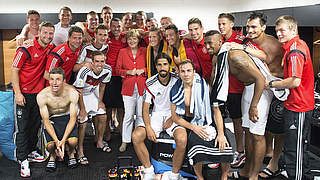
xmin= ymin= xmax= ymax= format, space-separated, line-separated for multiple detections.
xmin=159 ymin=70 xmax=168 ymax=78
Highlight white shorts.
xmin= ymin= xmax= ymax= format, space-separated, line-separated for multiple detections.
xmin=79 ymin=91 xmax=106 ymax=123
xmin=136 ymin=111 xmax=183 ymax=137
xmin=241 ymin=84 xmax=273 ymax=135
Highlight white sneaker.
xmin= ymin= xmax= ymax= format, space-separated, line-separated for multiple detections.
xmin=162 ymin=171 xmax=183 ymax=180
xmin=28 ymin=150 xmax=45 ymax=162
xmin=20 ymin=159 xmax=31 ymax=178
xmin=143 ymin=165 xmax=156 ymax=180
xmin=231 ymin=151 xmax=246 ymax=168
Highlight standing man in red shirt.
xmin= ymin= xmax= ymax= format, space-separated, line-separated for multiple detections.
xmin=187 ymin=18 xmax=212 ymax=82
xmin=266 ymin=15 xmax=314 ymax=180
xmin=217 ymin=13 xmax=246 ymax=169
xmin=44 ymin=26 xmax=83 ymax=84
xmin=12 ymin=21 xmax=55 ymax=178
xmin=103 ymin=18 xmax=127 ymax=141
xmin=75 ymin=11 xmax=99 ymax=45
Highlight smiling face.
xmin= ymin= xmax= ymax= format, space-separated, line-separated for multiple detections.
xmin=127 ymin=36 xmax=139 ymax=49
xmin=188 ymin=23 xmax=204 ymax=42
xmin=111 ymin=20 xmax=121 ymax=37
xmin=204 ymin=34 xmax=222 ymax=56
xmin=135 ymin=14 xmax=145 ymax=28
xmin=148 ymin=31 xmax=161 ymax=47
xmin=101 ymin=8 xmax=113 ymax=24
xmin=95 ymin=29 xmax=108 ymax=46
xmin=49 ymin=73 xmax=64 ymax=93
xmin=38 ymin=26 xmax=55 ymax=47
xmin=165 ymin=29 xmax=178 ymax=46
xmin=87 ymin=13 xmax=99 ymax=30
xmin=275 ymin=22 xmax=296 ymax=44
xmin=246 ymin=18 xmax=265 ymax=40
xmin=68 ymin=32 xmax=83 ymax=51
xmin=156 ymin=58 xmax=170 ymax=78
xmin=218 ymin=17 xmax=234 ymax=37
xmin=59 ymin=9 xmax=72 ymax=27
xmin=122 ymin=14 xmax=133 ymax=29
xmin=92 ymin=54 xmax=105 ymax=74
xmin=27 ymin=14 xmax=40 ymax=30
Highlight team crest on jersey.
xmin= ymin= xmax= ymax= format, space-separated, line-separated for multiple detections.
xmin=34 ymin=53 xmax=39 ymax=58
xmin=202 ymin=47 xmax=208 ymax=54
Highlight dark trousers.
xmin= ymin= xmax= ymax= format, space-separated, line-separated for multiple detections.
xmin=283 ymin=108 xmax=312 ymax=180
xmin=15 ymin=93 xmax=41 ymax=161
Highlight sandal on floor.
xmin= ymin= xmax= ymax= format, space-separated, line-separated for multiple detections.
xmin=259 ymin=168 xmax=279 ymax=179
xmin=68 ymin=158 xmax=78 ymax=169
xmin=78 ymin=156 xmax=89 ymax=166
xmin=97 ymin=143 xmax=112 ymax=153
xmin=46 ymin=161 xmax=56 ymax=172
xmin=229 ymin=171 xmax=249 ymax=180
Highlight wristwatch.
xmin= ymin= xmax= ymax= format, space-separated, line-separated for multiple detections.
xmin=243 ymin=44 xmax=247 ymax=52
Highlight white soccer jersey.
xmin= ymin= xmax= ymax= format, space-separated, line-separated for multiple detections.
xmin=77 ymin=44 xmax=109 ymax=64
xmin=144 ymin=72 xmax=179 ymax=112
xmin=74 ymin=65 xmax=112 ymax=96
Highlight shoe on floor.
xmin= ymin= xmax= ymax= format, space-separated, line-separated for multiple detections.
xmin=162 ymin=171 xmax=184 ymax=180
xmin=28 ymin=150 xmax=45 ymax=162
xmin=20 ymin=159 xmax=31 ymax=178
xmin=119 ymin=142 xmax=127 ymax=152
xmin=143 ymin=165 xmax=155 ymax=180
xmin=231 ymin=151 xmax=246 ymax=168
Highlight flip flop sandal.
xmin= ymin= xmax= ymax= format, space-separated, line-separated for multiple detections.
xmin=259 ymin=168 xmax=279 ymax=179
xmin=78 ymin=156 xmax=89 ymax=166
xmin=68 ymin=158 xmax=78 ymax=169
xmin=46 ymin=161 xmax=56 ymax=172
xmin=229 ymin=171 xmax=249 ymax=180
xmin=97 ymin=143 xmax=112 ymax=153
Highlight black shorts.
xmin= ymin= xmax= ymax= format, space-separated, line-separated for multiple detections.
xmin=103 ymin=76 xmax=124 ymax=108
xmin=44 ymin=114 xmax=78 ymax=149
xmin=266 ymin=97 xmax=285 ymax=134
xmin=226 ymin=93 xmax=242 ymax=119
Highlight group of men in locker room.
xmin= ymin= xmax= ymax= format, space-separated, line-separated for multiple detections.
xmin=11 ymin=5 xmax=314 ymax=180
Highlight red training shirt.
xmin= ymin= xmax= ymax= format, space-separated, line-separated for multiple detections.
xmin=282 ymin=35 xmax=314 ymax=112
xmin=12 ymin=37 xmax=54 ymax=93
xmin=45 ymin=42 xmax=81 ymax=83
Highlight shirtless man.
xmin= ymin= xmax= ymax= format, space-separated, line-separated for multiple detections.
xmin=132 ymin=53 xmax=179 ymax=180
xmin=228 ymin=12 xmax=284 ymax=179
xmin=16 ymin=10 xmax=40 ymax=46
xmin=168 ymin=60 xmax=228 ymax=180
xmin=205 ymin=30 xmax=270 ymax=180
xmin=37 ymin=67 xmax=79 ymax=172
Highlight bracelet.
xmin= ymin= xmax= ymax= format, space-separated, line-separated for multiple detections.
xmin=269 ymin=80 xmax=275 ymax=88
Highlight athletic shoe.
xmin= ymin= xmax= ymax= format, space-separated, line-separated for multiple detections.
xmin=20 ymin=159 xmax=31 ymax=178
xmin=162 ymin=171 xmax=184 ymax=180
xmin=143 ymin=165 xmax=155 ymax=180
xmin=28 ymin=150 xmax=45 ymax=162
xmin=231 ymin=151 xmax=246 ymax=168
xmin=208 ymin=163 xmax=220 ymax=168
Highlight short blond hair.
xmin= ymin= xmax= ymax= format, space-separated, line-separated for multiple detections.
xmin=275 ymin=15 xmax=298 ymax=34
xmin=126 ymin=29 xmax=140 ymax=39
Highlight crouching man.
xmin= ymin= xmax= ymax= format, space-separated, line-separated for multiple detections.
xmin=37 ymin=67 xmax=79 ymax=172
xmin=132 ymin=53 xmax=180 ymax=179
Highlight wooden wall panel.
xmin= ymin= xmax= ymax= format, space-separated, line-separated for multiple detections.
xmin=313 ymin=27 xmax=320 ymax=76
xmin=1 ymin=30 xmax=19 ymax=85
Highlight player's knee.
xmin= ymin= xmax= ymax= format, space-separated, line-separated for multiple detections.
xmin=47 ymin=143 xmax=55 ymax=151
xmin=68 ymin=138 xmax=78 ymax=147
xmin=132 ymin=127 xmax=146 ymax=144
xmin=174 ymin=130 xmax=187 ymax=147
